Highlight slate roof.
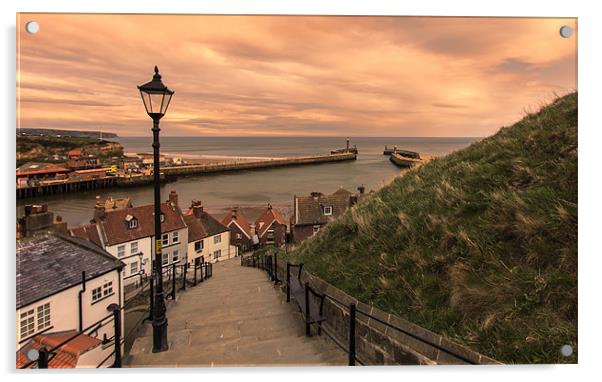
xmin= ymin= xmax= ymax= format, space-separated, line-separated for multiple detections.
xmin=183 ymin=209 xmax=229 ymax=242
xmin=294 ymin=188 xmax=355 ymax=226
xmin=16 ymin=330 xmax=101 ymax=368
xmin=221 ymin=209 xmax=252 ymax=238
xmin=16 ymin=234 xmax=124 ymax=309
xmin=255 ymin=205 xmax=287 ymax=237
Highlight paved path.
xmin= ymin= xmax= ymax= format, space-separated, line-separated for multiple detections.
xmin=126 ymin=258 xmax=346 ymax=367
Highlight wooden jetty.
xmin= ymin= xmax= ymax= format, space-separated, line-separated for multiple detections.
xmin=16 ymin=152 xmax=356 ymax=199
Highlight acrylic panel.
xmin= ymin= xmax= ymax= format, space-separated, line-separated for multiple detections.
xmin=15 ymin=14 xmax=577 ymax=368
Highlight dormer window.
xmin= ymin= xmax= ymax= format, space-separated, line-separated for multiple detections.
xmin=323 ymin=206 xmax=333 ymax=216
xmin=160 ymin=213 xmax=165 ymax=223
xmin=125 ymin=214 xmax=138 ymax=229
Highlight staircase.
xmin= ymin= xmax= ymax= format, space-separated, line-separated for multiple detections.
xmin=125 ymin=258 xmax=346 ymax=367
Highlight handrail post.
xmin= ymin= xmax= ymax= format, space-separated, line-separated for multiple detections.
xmin=349 ymin=303 xmax=356 ymax=366
xmin=37 ymin=347 xmax=49 ymax=369
xmin=109 ymin=304 xmax=122 ymax=368
xmin=148 ymin=274 xmax=154 ymax=321
xmin=305 ymin=282 xmax=311 ymax=336
xmin=171 ymin=263 xmax=176 ymax=300
xmin=182 ymin=263 xmax=187 ymax=291
xmin=274 ymin=252 xmax=279 ymax=284
xmin=194 ymin=261 xmax=198 ymax=286
xmin=286 ymin=263 xmax=291 ymax=302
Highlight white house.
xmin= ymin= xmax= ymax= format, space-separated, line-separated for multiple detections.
xmin=16 ymin=234 xmax=124 ymax=368
xmin=70 ymin=191 xmax=188 ymax=292
xmin=183 ymin=200 xmax=233 ymax=264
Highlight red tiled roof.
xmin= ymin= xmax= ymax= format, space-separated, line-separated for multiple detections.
xmin=16 ymin=331 xmax=101 ymax=369
xmin=70 ymin=224 xmax=102 ymax=247
xmin=255 ymin=205 xmax=287 ymax=237
xmin=97 ymin=202 xmax=186 ymax=246
xmin=221 ymin=209 xmax=252 ymax=238
xmin=16 ymin=162 xmax=70 ymax=177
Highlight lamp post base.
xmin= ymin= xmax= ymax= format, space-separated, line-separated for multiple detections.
xmin=152 ymin=315 xmax=169 ymax=353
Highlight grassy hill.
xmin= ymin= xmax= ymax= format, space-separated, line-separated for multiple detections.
xmin=288 ymin=92 xmax=577 ymax=364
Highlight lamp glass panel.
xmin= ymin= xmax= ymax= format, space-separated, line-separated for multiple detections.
xmin=139 ymin=91 xmax=152 ymax=114
xmin=161 ymin=92 xmax=173 ymax=114
xmin=149 ymin=92 xmax=165 ymax=115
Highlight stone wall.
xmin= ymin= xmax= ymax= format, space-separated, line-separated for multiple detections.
xmin=271 ymin=258 xmax=501 ymax=365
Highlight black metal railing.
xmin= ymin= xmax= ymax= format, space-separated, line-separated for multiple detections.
xmin=19 ymin=258 xmax=215 ymax=369
xmin=243 ymin=256 xmax=481 ymax=366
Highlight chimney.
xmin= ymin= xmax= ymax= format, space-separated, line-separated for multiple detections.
xmin=168 ymin=190 xmax=178 ymax=207
xmin=191 ymin=200 xmax=204 ymax=218
xmin=358 ymin=185 xmax=365 ymax=194
xmin=18 ymin=204 xmax=55 ymax=237
xmin=250 ymin=223 xmax=256 ymax=236
xmin=93 ymin=196 xmax=106 ymax=221
xmin=310 ymin=192 xmax=323 ymax=200
xmin=267 ymin=203 xmax=272 ymax=210
xmin=232 ymin=207 xmax=238 ymax=220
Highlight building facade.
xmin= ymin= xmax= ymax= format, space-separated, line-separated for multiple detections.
xmin=221 ymin=207 xmax=253 ymax=253
xmin=183 ymin=200 xmax=233 ymax=264
xmin=291 ymin=187 xmax=367 ymax=244
xmin=70 ymin=191 xmax=188 ymax=291
xmin=254 ymin=204 xmax=287 ymax=247
xmin=16 ymin=234 xmax=124 ymax=368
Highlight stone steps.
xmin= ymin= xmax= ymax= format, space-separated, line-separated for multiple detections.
xmin=126 ymin=258 xmax=345 ymax=368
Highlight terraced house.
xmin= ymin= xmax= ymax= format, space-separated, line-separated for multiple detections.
xmin=70 ymin=191 xmax=188 ymax=291
xmin=16 ymin=234 xmax=124 ymax=368
xmin=183 ymin=200 xmax=233 ymax=264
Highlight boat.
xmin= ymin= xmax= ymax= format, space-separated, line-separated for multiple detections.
xmin=389 ymin=152 xmax=422 ymax=168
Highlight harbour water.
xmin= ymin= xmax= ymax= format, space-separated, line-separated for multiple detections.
xmin=16 ymin=136 xmax=480 ymax=227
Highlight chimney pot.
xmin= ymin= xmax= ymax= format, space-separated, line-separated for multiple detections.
xmin=168 ymin=190 xmax=178 ymax=207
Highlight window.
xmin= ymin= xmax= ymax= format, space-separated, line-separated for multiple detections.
xmin=19 ymin=309 xmax=35 ymax=338
xmin=313 ymin=225 xmax=320 ymax=235
xmin=162 ymin=252 xmax=169 ymax=266
xmin=37 ymin=303 xmax=51 ymax=331
xmin=172 ymin=231 xmax=179 ymax=244
xmin=173 ymin=250 xmax=179 ymax=263
xmin=103 ymin=282 xmax=113 ymax=297
xmin=213 ymin=250 xmax=221 ymax=260
xmin=130 ymin=261 xmax=138 ymax=275
xmin=194 ymin=240 xmax=203 ymax=252
xmin=117 ymin=245 xmax=125 ymax=258
xmin=130 ymin=241 xmax=138 ymax=255
xmin=266 ymin=229 xmax=275 ymax=244
xmin=128 ymin=219 xmax=138 ymax=229
xmin=160 ymin=213 xmax=165 ymax=223
xmin=236 ymin=233 xmax=241 ymax=239
xmin=162 ymin=233 xmax=169 ymax=246
xmin=214 ymin=234 xmax=221 ymax=244
xmin=323 ymin=206 xmax=333 ymax=216
xmin=92 ymin=286 xmax=102 ymax=302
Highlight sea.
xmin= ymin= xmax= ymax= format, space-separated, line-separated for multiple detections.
xmin=16 ymin=137 xmax=480 ymax=227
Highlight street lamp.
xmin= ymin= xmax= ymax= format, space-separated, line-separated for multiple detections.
xmin=138 ymin=66 xmax=174 ymax=353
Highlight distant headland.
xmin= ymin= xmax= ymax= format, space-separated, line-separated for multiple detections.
xmin=18 ymin=128 xmax=118 ymax=139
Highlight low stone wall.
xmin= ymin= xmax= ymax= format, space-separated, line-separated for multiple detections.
xmin=271 ymin=258 xmax=501 ymax=365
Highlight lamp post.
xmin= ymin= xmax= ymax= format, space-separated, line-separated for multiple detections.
xmin=138 ymin=66 xmax=174 ymax=353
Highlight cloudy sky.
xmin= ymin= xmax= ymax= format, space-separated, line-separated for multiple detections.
xmin=17 ymin=14 xmax=576 ymax=137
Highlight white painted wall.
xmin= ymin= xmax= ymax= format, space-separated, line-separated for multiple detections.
xmin=16 ymin=268 xmax=124 ymax=368
xmin=187 ymin=231 xmax=232 ymax=264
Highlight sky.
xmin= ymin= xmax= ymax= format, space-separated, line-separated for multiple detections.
xmin=17 ymin=14 xmax=577 ymax=137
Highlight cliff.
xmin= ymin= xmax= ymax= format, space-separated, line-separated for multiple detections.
xmin=17 ymin=135 xmax=124 ymax=164
xmin=288 ymin=92 xmax=578 ymax=364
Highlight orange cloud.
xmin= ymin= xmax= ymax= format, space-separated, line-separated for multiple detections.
xmin=17 ymin=14 xmax=577 ymax=137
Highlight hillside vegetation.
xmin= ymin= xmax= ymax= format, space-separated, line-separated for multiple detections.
xmin=288 ymin=92 xmax=577 ymax=363
xmin=16 ymin=135 xmax=123 ymax=165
